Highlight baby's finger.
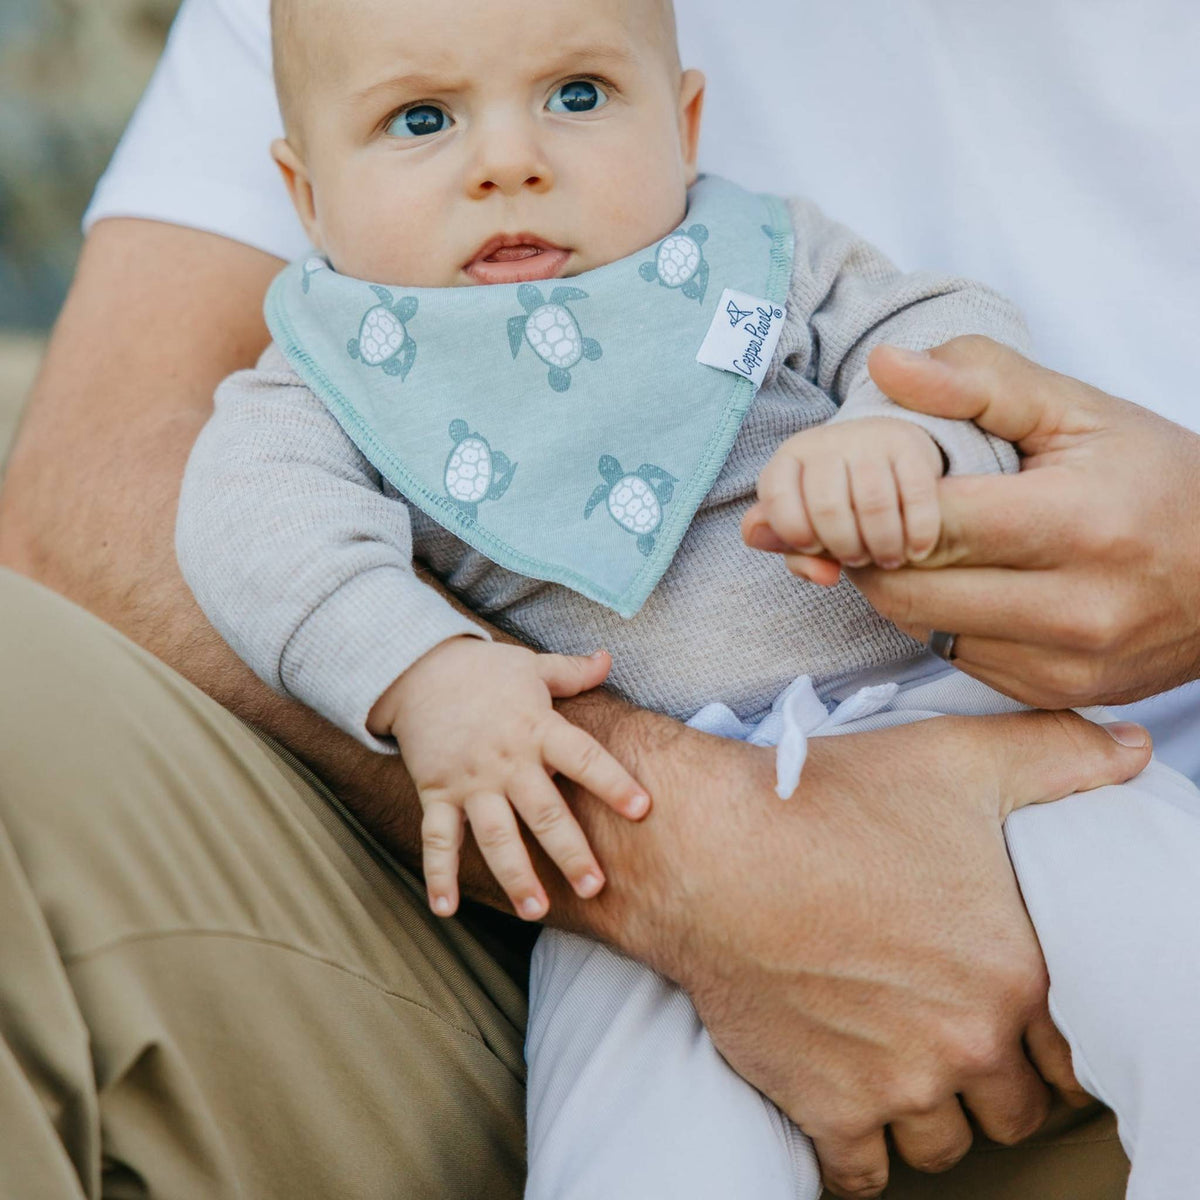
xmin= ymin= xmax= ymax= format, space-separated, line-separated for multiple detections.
xmin=510 ymin=769 xmax=606 ymax=900
xmin=536 ymin=650 xmax=612 ymax=699
xmin=849 ymin=456 xmax=904 ymax=568
xmin=463 ymin=793 xmax=548 ymax=921
xmin=803 ymin=457 xmax=865 ymax=565
xmin=893 ymin=453 xmax=942 ymax=561
xmin=421 ymin=801 xmax=465 ymax=917
xmin=755 ymin=451 xmax=822 ymax=552
xmin=542 ymin=717 xmax=651 ymax=820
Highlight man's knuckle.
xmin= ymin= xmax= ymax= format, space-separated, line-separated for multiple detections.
xmin=832 ymin=1169 xmax=890 ymax=1199
xmin=947 ymin=1021 xmax=1006 ymax=1075
xmin=1075 ymin=594 xmax=1130 ymax=654
xmin=895 ymin=1074 xmax=947 ymax=1116
xmin=988 ymin=1108 xmax=1044 ymax=1147
xmin=912 ymin=1141 xmax=971 ymax=1174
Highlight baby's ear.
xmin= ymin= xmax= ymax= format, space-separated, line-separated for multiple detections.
xmin=678 ymin=69 xmax=706 ymax=183
xmin=271 ymin=138 xmax=322 ymax=246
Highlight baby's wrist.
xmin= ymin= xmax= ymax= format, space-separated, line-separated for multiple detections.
xmin=366 ymin=635 xmax=480 ymax=737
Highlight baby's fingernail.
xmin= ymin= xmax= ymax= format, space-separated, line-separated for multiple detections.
xmin=431 ymin=896 xmax=452 ymax=916
xmin=845 ymin=557 xmax=870 ymax=568
xmin=1103 ymin=721 xmax=1149 ymax=749
xmin=520 ymin=896 xmax=546 ymax=920
xmin=627 ymin=792 xmax=650 ymax=818
xmin=879 ymin=559 xmax=902 ymax=570
xmin=577 ymin=872 xmax=604 ymax=898
xmin=590 ymin=650 xmax=607 ymax=660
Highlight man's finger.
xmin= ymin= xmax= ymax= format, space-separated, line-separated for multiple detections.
xmin=812 ymin=1130 xmax=890 ymax=1200
xmin=889 ymin=1100 xmax=974 ymax=1174
xmin=867 ymin=338 xmax=1099 ymax=448
xmin=851 ymin=563 xmax=1077 ymax=644
xmin=845 ymin=470 xmax=1088 ymax=571
xmin=927 ymin=471 xmax=1090 ymax=569
xmin=1024 ymin=1007 xmax=1092 ymax=1108
xmin=918 ymin=632 xmax=1128 ymax=710
xmin=960 ymin=1051 xmax=1051 ymax=1147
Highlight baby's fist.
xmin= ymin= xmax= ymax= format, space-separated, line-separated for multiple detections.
xmin=749 ymin=417 xmax=944 ymax=585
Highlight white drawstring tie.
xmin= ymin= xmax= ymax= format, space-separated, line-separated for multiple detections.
xmin=688 ymin=676 xmax=901 ymax=799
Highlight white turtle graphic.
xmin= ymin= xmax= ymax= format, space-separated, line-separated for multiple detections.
xmin=639 ymin=224 xmax=710 ymax=303
xmin=508 ymin=284 xmax=602 ymax=393
xmin=348 ymin=286 xmax=419 ymax=380
xmin=584 ymin=455 xmax=677 ymax=557
xmin=443 ymin=420 xmax=517 ymax=519
xmin=301 ymin=257 xmax=329 ymax=293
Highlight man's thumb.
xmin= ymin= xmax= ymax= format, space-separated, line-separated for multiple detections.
xmin=987 ymin=710 xmax=1152 ymax=818
xmin=868 ymin=337 xmax=1075 ymax=447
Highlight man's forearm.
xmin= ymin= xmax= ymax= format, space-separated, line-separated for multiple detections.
xmin=0 ymin=218 xmax=698 ymax=942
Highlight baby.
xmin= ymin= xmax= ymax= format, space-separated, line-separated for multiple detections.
xmin=177 ymin=0 xmax=1200 ymax=1196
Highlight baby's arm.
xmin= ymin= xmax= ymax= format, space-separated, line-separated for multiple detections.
xmin=753 ymin=199 xmax=1030 ymax=580
xmin=176 ymin=348 xmax=647 ymax=918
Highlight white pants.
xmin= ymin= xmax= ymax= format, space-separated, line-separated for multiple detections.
xmin=525 ymin=668 xmax=1200 ymax=1200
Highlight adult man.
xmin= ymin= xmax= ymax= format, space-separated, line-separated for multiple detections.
xmin=0 ymin=2 xmax=1196 ymax=1198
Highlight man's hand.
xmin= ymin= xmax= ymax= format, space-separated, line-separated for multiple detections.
xmin=576 ymin=709 xmax=1147 ymax=1199
xmin=749 ymin=336 xmax=1200 ymax=708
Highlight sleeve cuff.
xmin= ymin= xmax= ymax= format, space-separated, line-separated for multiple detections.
xmin=832 ymin=382 xmax=1019 ymax=477
xmin=279 ymin=565 xmax=490 ymax=753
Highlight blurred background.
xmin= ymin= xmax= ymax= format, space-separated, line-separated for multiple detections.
xmin=0 ymin=0 xmax=181 ymax=458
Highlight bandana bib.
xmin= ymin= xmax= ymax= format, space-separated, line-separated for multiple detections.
xmin=265 ymin=175 xmax=794 ymax=617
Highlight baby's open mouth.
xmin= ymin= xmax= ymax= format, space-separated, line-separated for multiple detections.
xmin=465 ymin=234 xmax=572 ymax=285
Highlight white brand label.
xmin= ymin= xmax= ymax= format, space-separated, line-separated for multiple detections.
xmin=695 ymin=288 xmax=787 ymax=390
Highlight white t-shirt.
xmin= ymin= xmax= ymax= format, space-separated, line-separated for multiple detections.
xmin=85 ymin=0 xmax=1200 ymax=777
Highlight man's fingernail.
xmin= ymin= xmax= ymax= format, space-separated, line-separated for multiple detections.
xmin=1103 ymin=721 xmax=1149 ymax=748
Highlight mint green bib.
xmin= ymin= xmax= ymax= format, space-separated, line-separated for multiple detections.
xmin=265 ymin=175 xmax=794 ymax=617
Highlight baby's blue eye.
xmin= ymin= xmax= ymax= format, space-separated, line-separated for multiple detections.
xmin=548 ymin=80 xmax=608 ymax=114
xmin=387 ymin=104 xmax=452 ymax=138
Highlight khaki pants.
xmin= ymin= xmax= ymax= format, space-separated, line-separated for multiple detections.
xmin=0 ymin=568 xmax=1129 ymax=1198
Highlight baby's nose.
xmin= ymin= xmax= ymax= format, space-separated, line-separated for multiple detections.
xmin=467 ymin=126 xmax=554 ymax=197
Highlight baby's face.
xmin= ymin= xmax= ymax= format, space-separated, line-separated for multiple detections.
xmin=274 ymin=0 xmax=705 ymax=288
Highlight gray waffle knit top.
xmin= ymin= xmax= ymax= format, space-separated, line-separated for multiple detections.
xmin=177 ymin=197 xmax=1027 ymax=752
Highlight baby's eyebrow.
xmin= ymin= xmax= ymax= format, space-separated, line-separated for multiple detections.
xmin=544 ymin=41 xmax=640 ymax=73
xmin=351 ymin=71 xmax=471 ymax=106
xmin=350 ymin=42 xmax=639 ymax=107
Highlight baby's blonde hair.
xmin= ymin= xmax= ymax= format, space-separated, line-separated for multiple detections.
xmin=271 ymin=0 xmax=679 ymax=151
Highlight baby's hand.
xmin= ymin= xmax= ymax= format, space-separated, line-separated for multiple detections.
xmin=370 ymin=640 xmax=650 ymax=922
xmin=752 ymin=417 xmax=945 ymax=586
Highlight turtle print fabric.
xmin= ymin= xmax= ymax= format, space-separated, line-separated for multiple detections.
xmin=264 ymin=175 xmax=794 ymax=618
